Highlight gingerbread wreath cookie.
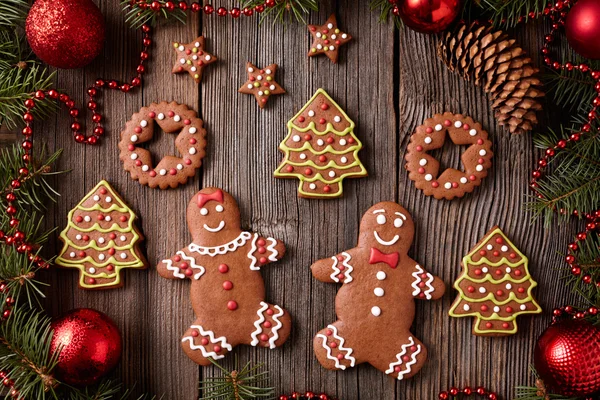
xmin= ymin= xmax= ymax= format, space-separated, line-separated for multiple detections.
xmin=56 ymin=180 xmax=148 ymax=289
xmin=157 ymin=188 xmax=292 ymax=365
xmin=405 ymin=112 xmax=493 ymax=200
xmin=311 ymin=202 xmax=445 ymax=380
xmin=449 ymin=226 xmax=541 ymax=336
xmin=118 ymin=101 xmax=207 ymax=189
xmin=172 ymin=36 xmax=217 ymax=83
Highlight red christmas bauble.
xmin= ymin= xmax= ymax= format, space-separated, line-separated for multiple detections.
xmin=534 ymin=319 xmax=600 ymax=397
xmin=50 ymin=308 xmax=122 ymax=386
xmin=565 ymin=0 xmax=600 ymax=60
xmin=25 ymin=0 xmax=105 ymax=69
xmin=397 ymin=0 xmax=462 ymax=34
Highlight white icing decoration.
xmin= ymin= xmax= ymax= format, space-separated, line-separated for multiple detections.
xmin=479 ymin=149 xmax=487 ymax=156
xmin=435 ymin=124 xmax=443 ymax=131
xmin=299 ymin=154 xmax=307 ymax=160
xmin=411 ymin=265 xmax=435 ymax=299
xmin=327 ymin=23 xmax=333 ymax=29
xmin=308 ymin=110 xmax=315 ymax=117
xmin=424 ymin=137 xmax=432 ymax=144
xmin=98 ymin=237 xmax=105 ymax=244
xmin=520 ymin=305 xmax=527 ymax=310
xmin=159 ymin=169 xmax=167 ymax=176
xmin=258 ymin=91 xmax=264 ymax=96
xmin=177 ymin=164 xmax=184 ymax=170
xmin=189 ymin=127 xmax=197 ymax=134
xmin=178 ymin=45 xmax=184 ymax=51
xmin=419 ymin=159 xmax=427 ymax=166
xmin=162 ymin=250 xmax=205 ymax=280
xmin=316 ymin=325 xmax=356 ymax=370
xmin=371 ymin=306 xmax=381 ymax=317
xmin=328 ymin=171 xmax=335 ymax=178
xmin=182 ymin=325 xmax=232 ymax=359
xmin=130 ymin=153 xmax=138 ymax=160
xmin=479 ymin=287 xmax=486 ymax=293
xmin=342 ymin=33 xmax=348 ymax=39
xmin=174 ymin=115 xmax=181 ymax=122
xmin=157 ymin=113 xmax=165 ymax=120
xmin=120 ymin=252 xmax=127 ymax=259
xmin=89 ymin=267 xmax=96 ymax=274
xmin=179 ymin=58 xmax=185 ymax=64
xmin=386 ymin=336 xmax=422 ymax=380
xmin=69 ymin=252 xmax=76 ymax=258
xmin=247 ymin=84 xmax=253 ymax=89
xmin=329 ymin=252 xmax=353 ymax=283
xmin=192 ymin=55 xmax=198 ymax=60
xmin=374 ymin=288 xmax=384 ymax=297
xmin=191 ymin=67 xmax=197 ymax=72
xmin=460 ymin=177 xmax=468 ymax=184
xmin=250 ymin=302 xmax=269 ymax=346
xmin=505 ymin=267 xmax=512 ymax=273
xmin=189 ymin=148 xmax=197 ymax=155
xmin=105 ymin=216 xmax=111 ymax=222
xmin=93 ymin=195 xmax=100 ymax=201
xmin=506 ymin=283 xmax=512 ymax=289
xmin=469 ymin=129 xmax=477 ymax=136
xmin=331 ymin=34 xmax=337 ymax=40
xmin=270 ymin=85 xmax=276 ymax=90
xmin=425 ymin=174 xmax=433 ymax=181
xmin=482 ymin=267 xmax=489 ymax=273
xmin=142 ymin=165 xmax=149 ymax=172
xmin=444 ymin=182 xmax=452 ymax=189
xmin=84 ymin=216 xmax=91 ymax=222
xmin=265 ymin=69 xmax=272 ymax=74
xmin=189 ymin=232 xmax=252 ymax=257
xmin=374 ymin=231 xmax=399 ymax=246
xmin=292 ymin=135 xmax=301 ymax=142
xmin=257 ymin=75 xmax=263 ymax=81
xmin=120 ymin=235 xmax=126 ymax=242
xmin=476 ymin=165 xmax=484 ymax=172
xmin=487 ymin=244 xmax=493 ymax=250
xmin=309 ymin=183 xmax=317 ymax=190
xmin=98 ymin=254 xmax=105 ymax=261
xmin=463 ymin=304 xmax=470 ymax=311
xmin=248 ymin=67 xmax=254 ymax=72
xmin=376 ymin=215 xmax=386 ymax=225
xmin=317 ymin=44 xmax=323 ymax=50
xmin=493 ymin=306 xmax=500 ymax=312
xmin=377 ymin=271 xmax=386 ymax=280
xmin=268 ymin=305 xmax=284 ymax=348
xmin=341 ymin=157 xmax=348 ymax=163
xmin=205 ymin=55 xmax=211 ymax=61
xmin=248 ymin=234 xmax=279 ymax=271
xmin=329 ymin=46 xmax=335 ymax=51
xmin=194 ymin=42 xmax=200 ymax=47
xmin=105 ymin=196 xmax=112 ymax=203
xmin=501 ymin=245 xmax=509 ymax=252
xmin=334 ymin=116 xmax=341 ymax=122
xmin=340 ymin=139 xmax=347 ymax=145
xmin=394 ymin=218 xmax=403 ymax=228
xmin=140 ymin=120 xmax=148 ymax=127
xmin=317 ymin=139 xmax=324 ymax=146
xmin=316 ymin=32 xmax=322 ymax=38
xmin=76 ymin=234 xmax=82 ymax=240
xmin=454 ymin=121 xmax=462 ymax=128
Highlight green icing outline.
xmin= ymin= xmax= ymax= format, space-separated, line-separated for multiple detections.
xmin=274 ymin=88 xmax=367 ymax=198
xmin=448 ymin=227 xmax=542 ymax=335
xmin=55 ymin=180 xmax=145 ymax=289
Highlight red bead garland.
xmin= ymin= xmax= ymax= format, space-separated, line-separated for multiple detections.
xmin=0 ymin=370 xmax=21 ymax=399
xmin=552 ymin=305 xmax=599 ymax=323
xmin=128 ymin=0 xmax=276 ymax=18
xmin=438 ymin=386 xmax=498 ymax=400
xmin=278 ymin=392 xmax=334 ymax=400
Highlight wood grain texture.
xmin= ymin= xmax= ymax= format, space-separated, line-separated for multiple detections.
xmin=27 ymin=1 xmax=581 ymax=399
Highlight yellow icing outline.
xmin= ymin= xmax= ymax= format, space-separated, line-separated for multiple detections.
xmin=448 ymin=227 xmax=542 ymax=335
xmin=55 ymin=180 xmax=145 ymax=289
xmin=274 ymin=88 xmax=367 ymax=198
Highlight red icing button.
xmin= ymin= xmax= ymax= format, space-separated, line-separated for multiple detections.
xmin=485 ymin=322 xmax=493 ymax=328
xmin=189 ymin=138 xmax=197 ymax=144
xmin=78 ymin=251 xmax=86 ymax=258
xmin=474 ymin=268 xmax=482 ymax=276
xmin=184 ymin=158 xmax=192 ymax=165
xmin=304 ymin=134 xmax=312 ymax=141
xmin=108 ymin=248 xmax=115 ymax=255
xmin=452 ymin=182 xmax=459 ymax=188
xmin=394 ymin=366 xmax=402 ymax=372
xmin=135 ymin=160 xmax=142 ymax=166
xmin=99 ymin=188 xmax=107 ymax=194
xmin=227 ymin=301 xmax=238 ymax=311
xmin=258 ymin=247 xmax=266 ymax=254
xmin=479 ymin=250 xmax=486 ymax=256
xmin=402 ymin=355 xmax=410 ymax=362
xmin=418 ymin=167 xmax=425 ymax=174
xmin=286 ymin=166 xmax=294 ymax=172
xmin=502 ymin=322 xmax=510 ymax=328
xmin=326 ymin=137 xmax=334 ymax=144
xmin=120 ymin=216 xmax=128 ymax=222
xmin=495 ymin=237 xmax=504 ymax=244
xmin=496 ymin=290 xmax=504 ymax=296
xmin=348 ymin=138 xmax=355 ymax=144
xmin=416 ymin=145 xmax=423 ymax=152
xmin=495 ymin=269 xmax=503 ymax=276
xmin=223 ymin=281 xmax=233 ymax=290
xmin=213 ymin=345 xmax=221 ymax=353
xmin=266 ymin=308 xmax=274 ymax=316
xmin=184 ymin=119 xmax=191 ymax=125
xmin=260 ymin=334 xmax=269 ymax=342
xmin=337 ymin=354 xmax=344 ymax=360
xmin=109 ymin=233 xmax=116 ymax=239
xmin=426 ymin=127 xmax=433 ymax=133
xmin=168 ymin=111 xmax=175 ymax=117
xmin=128 ymin=144 xmax=135 ymax=151
xmin=304 ymin=168 xmax=313 ymax=175
xmin=149 ymin=171 xmax=157 ymax=177
xmin=323 ymin=186 xmax=331 ymax=193
xmin=179 ymin=262 xmax=189 ymax=270
xmin=134 ymin=127 xmax=142 ymax=133
xmin=514 ymin=270 xmax=522 ymax=276
xmin=506 ymin=306 xmax=513 ymax=313
xmin=88 ymin=278 xmax=96 ymax=284
xmin=201 ymin=338 xmax=209 ymax=345
xmin=432 ymin=182 xmax=439 ymax=188
xmin=319 ymin=155 xmax=327 ymax=162
xmin=467 ymin=286 xmax=475 ymax=293
xmin=329 ymin=342 xmax=337 ymax=348
xmin=263 ymin=321 xmax=272 ymax=328
xmin=321 ymin=103 xmax=329 ymax=110
xmin=148 ymin=112 xmax=156 ymax=118
xmin=97 ymin=214 xmax=104 ymax=221
xmin=298 ymin=116 xmax=305 ymax=123
xmin=326 ymin=329 xmax=333 ymax=336
xmin=257 ymin=239 xmax=266 ymax=246
xmin=259 ymin=257 xmax=267 ymax=264
xmin=75 ymin=216 xmax=83 ymax=223
xmin=173 ymin=255 xmax=181 ymax=262
xmin=469 ymin=175 xmax=476 ymax=181
xmin=319 ymin=118 xmax=326 ymax=124
xmin=463 ymin=124 xmax=470 ymax=130
xmin=477 ymin=139 xmax=484 ymax=145
xmin=481 ymin=305 xmax=489 ymax=311
xmin=493 ymin=251 xmax=500 ymax=257
xmin=191 ymin=330 xmax=199 ymax=337
xmin=218 ymin=264 xmax=229 ymax=273
xmin=518 ymin=287 xmax=525 ymax=293
xmin=444 ymin=119 xmax=451 ymax=126
xmin=169 ymin=168 xmax=177 ymax=175
xmin=82 ymin=235 xmax=89 ymax=241
xmin=509 ymin=253 xmax=517 ymax=259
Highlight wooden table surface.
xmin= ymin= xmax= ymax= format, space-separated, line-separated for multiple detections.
xmin=32 ymin=1 xmax=582 ymax=398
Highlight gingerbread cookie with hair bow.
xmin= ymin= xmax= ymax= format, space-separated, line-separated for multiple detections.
xmin=311 ymin=202 xmax=445 ymax=380
xmin=157 ymin=188 xmax=292 ymax=365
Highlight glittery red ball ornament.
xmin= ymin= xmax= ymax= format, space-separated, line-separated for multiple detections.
xmin=49 ymin=308 xmax=122 ymax=386
xmin=534 ymin=319 xmax=600 ymax=397
xmin=396 ymin=0 xmax=461 ymax=34
xmin=25 ymin=0 xmax=105 ymax=69
xmin=565 ymin=0 xmax=600 ymax=60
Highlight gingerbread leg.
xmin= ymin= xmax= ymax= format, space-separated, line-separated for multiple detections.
xmin=313 ymin=321 xmax=357 ymax=371
xmin=180 ymin=321 xmax=233 ymax=366
xmin=249 ymin=302 xmax=291 ymax=349
xmin=371 ymin=335 xmax=428 ymax=380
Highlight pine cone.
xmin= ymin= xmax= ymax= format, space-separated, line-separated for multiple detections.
xmin=437 ymin=22 xmax=544 ymax=134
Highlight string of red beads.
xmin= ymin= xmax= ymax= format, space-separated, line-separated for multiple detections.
xmin=0 ymin=370 xmax=21 ymax=399
xmin=130 ymin=0 xmax=275 ymax=18
xmin=279 ymin=392 xmax=334 ymax=400
xmin=438 ymin=386 xmax=498 ymax=400
xmin=552 ymin=305 xmax=599 ymax=323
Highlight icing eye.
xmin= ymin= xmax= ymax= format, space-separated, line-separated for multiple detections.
xmin=394 ymin=218 xmax=403 ymax=228
xmin=376 ymin=214 xmax=386 ymax=225
xmin=215 ymin=205 xmax=224 ymax=212
xmin=200 ymin=208 xmax=208 ymax=216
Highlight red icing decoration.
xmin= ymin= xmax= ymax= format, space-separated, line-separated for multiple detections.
xmin=173 ymin=255 xmax=181 ymax=262
xmin=263 ymin=321 xmax=272 ymax=328
xmin=326 ymin=137 xmax=334 ymax=144
xmin=467 ymin=286 xmax=475 ymax=293
xmin=474 ymin=268 xmax=482 ymax=275
xmin=479 ymin=250 xmax=486 ymax=256
xmin=319 ymin=118 xmax=326 ymax=124
xmin=418 ymin=167 xmax=425 ymax=174
xmin=184 ymin=158 xmax=192 ymax=165
xmin=222 ymin=281 xmax=233 ymax=290
xmin=75 ymin=216 xmax=83 ymax=223
xmin=148 ymin=112 xmax=156 ymax=118
xmin=109 ymin=233 xmax=116 ymax=239
xmin=257 ymin=239 xmax=266 ymax=246
xmin=337 ymin=354 xmax=344 ymax=360
xmin=477 ymin=139 xmax=484 ymax=145
xmin=99 ymin=188 xmax=107 ymax=194
xmin=227 ymin=301 xmax=238 ymax=311
xmin=304 ymin=134 xmax=312 ymax=140
xmin=260 ymin=334 xmax=269 ymax=342
xmin=495 ymin=269 xmax=503 ymax=276
xmin=493 ymin=251 xmax=500 ymax=256
xmin=134 ymin=127 xmax=142 ymax=133
xmin=169 ymin=168 xmax=177 ymax=175
xmin=197 ymin=189 xmax=224 ymax=208
xmin=326 ymin=329 xmax=332 ymax=336
xmin=514 ymin=270 xmax=522 ymax=276
xmin=319 ymin=155 xmax=327 ymax=162
xmin=469 ymin=175 xmax=476 ymax=181
xmin=213 ymin=345 xmax=221 ymax=353
xmin=509 ymin=253 xmax=517 ymax=259
xmin=416 ymin=145 xmax=423 ymax=152
xmin=78 ymin=251 xmax=86 ymax=257
xmin=452 ymin=182 xmax=458 ymax=188
xmin=506 ymin=306 xmax=513 ymax=313
xmin=426 ymin=127 xmax=433 ymax=133
xmin=108 ymin=248 xmax=115 ymax=255
xmin=485 ymin=322 xmax=493 ymax=328
xmin=444 ymin=119 xmax=451 ymax=126
xmin=304 ymin=168 xmax=313 ymax=175
xmin=496 ymin=290 xmax=504 ymax=296
xmin=298 ymin=116 xmax=305 ymax=123
xmin=179 ymin=262 xmax=189 ymax=269
xmin=368 ymin=248 xmax=399 ymax=268
xmin=201 ymin=338 xmax=209 ymax=345
xmin=120 ymin=216 xmax=127 ymax=222
xmin=259 ymin=257 xmax=267 ymax=264
xmin=502 ymin=322 xmax=509 ymax=328
xmin=258 ymin=247 xmax=266 ymax=254
xmin=481 ymin=305 xmax=489 ymax=311
xmin=191 ymin=330 xmax=199 ymax=337
xmin=189 ymin=138 xmax=197 ymax=144
xmin=218 ymin=264 xmax=229 ymax=273
xmin=149 ymin=171 xmax=157 ymax=177
xmin=323 ymin=186 xmax=331 ymax=193
xmin=463 ymin=124 xmax=470 ymax=130
xmin=266 ymin=308 xmax=274 ymax=316
xmin=518 ymin=287 xmax=525 ymax=293
xmin=135 ymin=160 xmax=142 ymax=166
xmin=321 ymin=103 xmax=329 ymax=110
xmin=88 ymin=278 xmax=96 ymax=284
xmin=82 ymin=235 xmax=89 ymax=241
xmin=106 ymin=265 xmax=114 ymax=271
xmin=168 ymin=111 xmax=175 ymax=117
xmin=97 ymin=214 xmax=104 ymax=221
xmin=432 ymin=182 xmax=439 ymax=188
xmin=184 ymin=119 xmax=191 ymax=125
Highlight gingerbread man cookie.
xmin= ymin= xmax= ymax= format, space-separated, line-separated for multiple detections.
xmin=157 ymin=188 xmax=292 ymax=365
xmin=311 ymin=202 xmax=445 ymax=380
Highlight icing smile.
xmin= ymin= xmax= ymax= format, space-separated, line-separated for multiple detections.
xmin=203 ymin=221 xmax=225 ymax=233
xmin=374 ymin=231 xmax=399 ymax=246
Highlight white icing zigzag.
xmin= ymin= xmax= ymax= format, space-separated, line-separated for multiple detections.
xmin=250 ymin=302 xmax=269 ymax=346
xmin=329 ymin=252 xmax=353 ymax=283
xmin=162 ymin=250 xmax=205 ymax=280
xmin=181 ymin=325 xmax=232 ymax=360
xmin=411 ymin=264 xmax=435 ymax=299
xmin=189 ymin=231 xmax=252 ymax=257
xmin=316 ymin=324 xmax=356 ymax=370
xmin=269 ymin=305 xmax=284 ymax=349
xmin=385 ymin=336 xmax=422 ymax=380
xmin=248 ymin=235 xmax=280 ymax=270
xmin=267 ymin=238 xmax=279 ymax=262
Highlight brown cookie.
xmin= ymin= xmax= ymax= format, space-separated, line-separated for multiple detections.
xmin=157 ymin=188 xmax=292 ymax=365
xmin=55 ymin=180 xmax=148 ymax=289
xmin=405 ymin=112 xmax=493 ymax=200
xmin=307 ymin=14 xmax=352 ymax=64
xmin=449 ymin=226 xmax=542 ymax=336
xmin=238 ymin=62 xmax=285 ymax=109
xmin=274 ymin=88 xmax=367 ymax=198
xmin=172 ymin=36 xmax=217 ymax=83
xmin=118 ymin=101 xmax=207 ymax=189
xmin=311 ymin=202 xmax=445 ymax=380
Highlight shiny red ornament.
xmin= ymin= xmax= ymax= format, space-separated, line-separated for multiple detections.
xmin=534 ymin=319 xmax=600 ymax=397
xmin=565 ymin=0 xmax=600 ymax=59
xmin=49 ymin=308 xmax=122 ymax=386
xmin=25 ymin=0 xmax=105 ymax=69
xmin=396 ymin=0 xmax=461 ymax=34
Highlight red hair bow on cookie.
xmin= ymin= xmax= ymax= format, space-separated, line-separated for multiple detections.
xmin=197 ymin=190 xmax=224 ymax=208
xmin=369 ymin=248 xmax=399 ymax=269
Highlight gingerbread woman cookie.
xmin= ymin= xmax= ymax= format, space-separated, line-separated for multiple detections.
xmin=157 ymin=188 xmax=292 ymax=365
xmin=311 ymin=202 xmax=445 ymax=380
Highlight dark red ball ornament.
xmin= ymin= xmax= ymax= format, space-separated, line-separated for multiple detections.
xmin=50 ymin=308 xmax=122 ymax=386
xmin=26 ymin=0 xmax=105 ymax=69
xmin=534 ymin=319 xmax=600 ymax=397
xmin=565 ymin=0 xmax=600 ymax=60
xmin=396 ymin=0 xmax=461 ymax=34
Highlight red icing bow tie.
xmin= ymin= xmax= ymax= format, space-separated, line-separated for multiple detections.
xmin=369 ymin=248 xmax=399 ymax=269
xmin=197 ymin=189 xmax=224 ymax=208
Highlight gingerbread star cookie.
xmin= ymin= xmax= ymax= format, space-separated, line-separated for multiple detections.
xmin=308 ymin=14 xmax=352 ymax=63
xmin=238 ymin=62 xmax=285 ymax=109
xmin=172 ymin=36 xmax=217 ymax=83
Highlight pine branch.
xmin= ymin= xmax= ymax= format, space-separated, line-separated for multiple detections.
xmin=241 ymin=0 xmax=319 ymax=24
xmin=514 ymin=367 xmax=579 ymax=400
xmin=0 ymin=0 xmax=29 ymax=29
xmin=199 ymin=358 xmax=275 ymax=400
xmin=121 ymin=0 xmax=188 ymax=29
xmin=369 ymin=0 xmax=403 ymax=29
xmin=473 ymin=0 xmax=551 ymax=28
xmin=544 ymin=65 xmax=600 ymax=114
xmin=566 ymin=231 xmax=600 ymax=305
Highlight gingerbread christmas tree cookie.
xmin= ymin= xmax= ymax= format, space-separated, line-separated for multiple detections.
xmin=56 ymin=180 xmax=148 ymax=289
xmin=308 ymin=14 xmax=352 ymax=63
xmin=274 ymin=88 xmax=367 ymax=199
xmin=172 ymin=36 xmax=217 ymax=83
xmin=449 ymin=227 xmax=542 ymax=336
xmin=238 ymin=62 xmax=285 ymax=109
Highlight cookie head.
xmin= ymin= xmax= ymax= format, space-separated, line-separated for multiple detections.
xmin=358 ymin=202 xmax=414 ymax=253
xmin=187 ymin=188 xmax=242 ymax=246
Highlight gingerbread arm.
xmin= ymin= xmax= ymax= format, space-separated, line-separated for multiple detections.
xmin=247 ymin=234 xmax=286 ymax=270
xmin=409 ymin=261 xmax=445 ymax=300
xmin=157 ymin=245 xmax=205 ymax=281
xmin=311 ymin=249 xmax=355 ymax=284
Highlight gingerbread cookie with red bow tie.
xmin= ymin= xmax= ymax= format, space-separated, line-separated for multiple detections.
xmin=157 ymin=188 xmax=292 ymax=365
xmin=311 ymin=202 xmax=445 ymax=380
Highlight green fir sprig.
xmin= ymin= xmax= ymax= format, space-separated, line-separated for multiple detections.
xmin=514 ymin=367 xmax=579 ymax=400
xmin=240 ymin=0 xmax=319 ymax=24
xmin=566 ymin=231 xmax=600 ymax=305
xmin=369 ymin=0 xmax=402 ymax=29
xmin=199 ymin=359 xmax=275 ymax=400
xmin=469 ymin=0 xmax=551 ymax=28
xmin=121 ymin=0 xmax=187 ymax=29
xmin=0 ymin=0 xmax=29 ymax=29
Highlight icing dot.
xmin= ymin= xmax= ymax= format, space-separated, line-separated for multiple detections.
xmin=84 ymin=216 xmax=91 ymax=222
xmin=340 ymin=157 xmax=348 ymax=163
xmin=376 ymin=271 xmax=387 ymax=280
xmin=374 ymin=288 xmax=384 ymax=297
xmin=69 ymin=252 xmax=76 ymax=258
xmin=130 ymin=153 xmax=138 ymax=160
xmin=476 ymin=165 xmax=484 ymax=172
xmin=258 ymin=91 xmax=264 ymax=96
xmin=334 ymin=116 xmax=341 ymax=123
xmin=328 ymin=171 xmax=336 ymax=178
xmin=216 ymin=205 xmax=224 ymax=212
xmin=329 ymin=45 xmax=335 ymax=51
xmin=142 ymin=165 xmax=149 ymax=172
xmin=99 ymin=254 xmax=105 ymax=261
xmin=140 ymin=120 xmax=148 ymax=127
xmin=487 ymin=244 xmax=493 ymax=250
xmin=189 ymin=148 xmax=197 ymax=155
xmin=93 ymin=195 xmax=100 ymax=201
xmin=419 ymin=159 xmax=427 ymax=166
xmin=179 ymin=58 xmax=185 ymax=64
xmin=120 ymin=235 xmax=126 ymax=241
xmin=248 ymin=67 xmax=254 ymax=72
xmin=506 ymin=283 xmax=512 ymax=290
xmin=120 ymin=253 xmax=127 ymax=259
xmin=469 ymin=129 xmax=477 ymax=136
xmin=327 ymin=23 xmax=333 ymax=29
xmin=265 ymin=68 xmax=272 ymax=74
xmin=309 ymin=183 xmax=317 ymax=190
xmin=299 ymin=153 xmax=307 ymax=160
xmin=308 ymin=110 xmax=315 ymax=117
xmin=174 ymin=115 xmax=181 ymax=122
xmin=316 ymin=44 xmax=323 ymax=50
xmin=189 ymin=127 xmax=197 ymax=134
xmin=463 ymin=304 xmax=470 ymax=311
xmin=89 ymin=267 xmax=96 ymax=274
xmin=257 ymin=75 xmax=263 ymax=81
xmin=205 ymin=55 xmax=211 ymax=61
xmin=520 ymin=305 xmax=527 ymax=311
xmin=342 ymin=33 xmax=348 ymax=39
xmin=192 ymin=55 xmax=198 ymax=60
xmin=191 ymin=67 xmax=197 ymax=72
xmin=424 ymin=137 xmax=432 ymax=144
xmin=316 ymin=32 xmax=322 ymax=38
xmin=98 ymin=237 xmax=105 ymax=244
xmin=501 ymin=245 xmax=509 ymax=252
xmin=371 ymin=306 xmax=382 ymax=317
xmin=454 ymin=121 xmax=462 ymax=128
xmin=482 ymin=267 xmax=489 ymax=273
xmin=105 ymin=216 xmax=111 ymax=221
xmin=178 ymin=45 xmax=184 ymax=51
xmin=317 ymin=139 xmax=324 ymax=146
xmin=270 ymin=85 xmax=276 ymax=90
xmin=292 ymin=135 xmax=301 ymax=142
xmin=340 ymin=139 xmax=347 ymax=145
xmin=131 ymin=134 xmax=138 ymax=143
xmin=493 ymin=306 xmax=500 ymax=312
xmin=505 ymin=267 xmax=512 ymax=273
xmin=177 ymin=164 xmax=184 ymax=170
xmin=425 ymin=174 xmax=433 ymax=181
xmin=200 ymin=208 xmax=208 ymax=216
xmin=460 ymin=177 xmax=468 ymax=184
xmin=159 ymin=169 xmax=167 ymax=176
xmin=444 ymin=182 xmax=452 ymax=189
xmin=157 ymin=113 xmax=165 ymax=120
xmin=105 ymin=196 xmax=112 ymax=203
xmin=76 ymin=234 xmax=82 ymax=240
xmin=479 ymin=149 xmax=487 ymax=156
xmin=247 ymin=84 xmax=253 ymax=89
xmin=435 ymin=124 xmax=443 ymax=131
xmin=479 ymin=287 xmax=486 ymax=293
